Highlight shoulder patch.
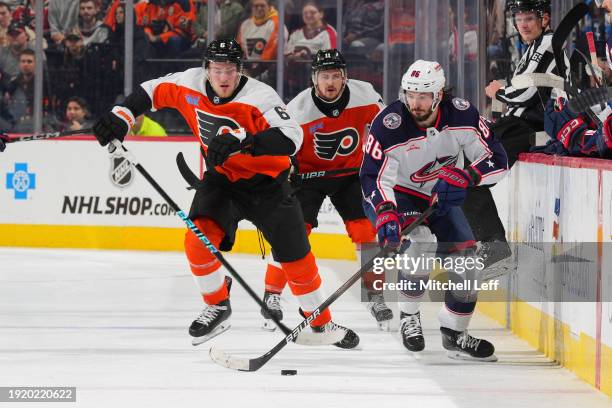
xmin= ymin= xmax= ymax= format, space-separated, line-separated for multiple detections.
xmin=452 ymin=97 xmax=470 ymax=111
xmin=382 ymin=112 xmax=402 ymax=129
xmin=453 ymin=98 xmax=470 ymax=110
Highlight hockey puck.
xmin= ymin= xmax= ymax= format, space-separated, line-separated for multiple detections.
xmin=281 ymin=369 xmax=297 ymax=376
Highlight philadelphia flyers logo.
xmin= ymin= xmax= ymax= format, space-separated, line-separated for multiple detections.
xmin=196 ymin=109 xmax=240 ymax=146
xmin=246 ymin=38 xmax=267 ymax=56
xmin=313 ymin=128 xmax=359 ymax=160
xmin=410 ymin=155 xmax=458 ymax=185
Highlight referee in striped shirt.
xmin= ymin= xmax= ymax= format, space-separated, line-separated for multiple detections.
xmin=485 ymin=0 xmax=562 ymax=166
xmin=464 ymin=0 xmax=563 ymax=268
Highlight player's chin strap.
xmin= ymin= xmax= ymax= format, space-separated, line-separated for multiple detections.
xmin=108 ymin=140 xmax=342 ymax=347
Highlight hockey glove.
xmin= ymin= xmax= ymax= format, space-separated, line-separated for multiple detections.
xmin=207 ymin=128 xmax=254 ymax=167
xmin=595 ymin=115 xmax=612 ymax=155
xmin=544 ymin=98 xmax=588 ymax=150
xmin=431 ymin=166 xmax=475 ymax=214
xmin=0 ymin=133 xmax=8 ymax=152
xmin=375 ymin=202 xmax=402 ymax=249
xmin=93 ymin=106 xmax=135 ymax=147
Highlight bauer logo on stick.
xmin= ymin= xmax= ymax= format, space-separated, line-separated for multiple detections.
xmin=109 ymin=152 xmax=134 ymax=188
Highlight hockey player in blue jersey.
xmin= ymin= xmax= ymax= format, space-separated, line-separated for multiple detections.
xmin=360 ymin=60 xmax=509 ymax=361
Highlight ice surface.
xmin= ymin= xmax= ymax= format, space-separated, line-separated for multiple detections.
xmin=0 ymin=248 xmax=609 ymax=408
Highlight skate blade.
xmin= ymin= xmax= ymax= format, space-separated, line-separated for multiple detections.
xmin=261 ymin=319 xmax=277 ymax=332
xmin=191 ymin=322 xmax=231 ymax=346
xmin=446 ymin=350 xmax=498 ymax=362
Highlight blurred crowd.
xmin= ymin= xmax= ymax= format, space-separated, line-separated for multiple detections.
xmin=0 ymin=0 xmax=608 ymax=145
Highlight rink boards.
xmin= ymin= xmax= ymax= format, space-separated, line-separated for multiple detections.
xmin=484 ymin=153 xmax=612 ymax=396
xmin=1 ymin=139 xmax=611 ymax=395
xmin=0 ymin=137 xmax=355 ymax=258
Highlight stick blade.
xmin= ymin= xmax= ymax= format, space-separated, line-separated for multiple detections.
xmin=209 ymin=346 xmax=253 ymax=371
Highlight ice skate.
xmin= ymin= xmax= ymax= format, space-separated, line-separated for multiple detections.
xmin=260 ymin=291 xmax=283 ymax=332
xmin=189 ymin=299 xmax=232 ymax=346
xmin=312 ymin=320 xmax=360 ymax=349
xmin=440 ymin=327 xmax=497 ymax=362
xmin=367 ymin=292 xmax=393 ymax=331
xmin=399 ymin=311 xmax=425 ymax=352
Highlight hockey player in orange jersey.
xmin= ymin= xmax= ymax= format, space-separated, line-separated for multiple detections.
xmin=260 ymin=49 xmax=394 ymax=331
xmin=92 ymin=39 xmax=359 ymax=348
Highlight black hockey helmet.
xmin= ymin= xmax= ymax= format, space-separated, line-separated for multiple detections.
xmin=507 ymin=0 xmax=551 ymax=17
xmin=204 ymin=39 xmax=243 ymax=69
xmin=311 ymin=49 xmax=347 ymax=73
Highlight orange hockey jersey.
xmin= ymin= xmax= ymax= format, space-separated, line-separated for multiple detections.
xmin=135 ymin=0 xmax=195 ymax=43
xmin=287 ymin=80 xmax=384 ymax=174
xmin=140 ymin=68 xmax=303 ymax=182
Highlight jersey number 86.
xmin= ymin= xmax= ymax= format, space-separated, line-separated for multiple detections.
xmin=364 ymin=134 xmax=383 ymax=160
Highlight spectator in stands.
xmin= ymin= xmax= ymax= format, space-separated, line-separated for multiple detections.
xmin=285 ymin=1 xmax=336 ymax=61
xmin=104 ymin=0 xmax=153 ymax=84
xmin=12 ymin=0 xmax=50 ymax=39
xmin=237 ymin=0 xmax=287 ymax=61
xmin=0 ymin=22 xmax=37 ymax=80
xmin=132 ymin=114 xmax=167 ymax=137
xmin=50 ymin=31 xmax=121 ymax=118
xmin=0 ymin=2 xmax=12 ymax=48
xmin=49 ymin=0 xmax=79 ymax=47
xmin=386 ymin=0 xmax=415 ymax=93
xmin=342 ymin=0 xmax=384 ymax=59
xmin=4 ymin=49 xmax=38 ymax=132
xmin=193 ymin=0 xmax=244 ymax=46
xmin=59 ymin=96 xmax=94 ymax=131
xmin=135 ymin=0 xmax=196 ymax=57
xmin=237 ymin=0 xmax=287 ymax=84
xmin=104 ymin=0 xmax=124 ymax=44
xmin=75 ymin=0 xmax=109 ymax=47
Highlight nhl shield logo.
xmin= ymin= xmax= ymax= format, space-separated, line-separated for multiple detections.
xmin=110 ymin=152 xmax=134 ymax=188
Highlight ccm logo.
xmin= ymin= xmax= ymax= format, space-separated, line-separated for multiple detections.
xmin=558 ymin=118 xmax=584 ymax=148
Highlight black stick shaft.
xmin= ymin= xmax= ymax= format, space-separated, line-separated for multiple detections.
xmin=246 ymin=204 xmax=436 ymax=371
xmin=6 ymin=128 xmax=93 ymax=143
xmin=112 ymin=141 xmax=294 ymax=336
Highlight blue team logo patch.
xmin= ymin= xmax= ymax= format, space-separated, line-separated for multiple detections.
xmin=382 ymin=113 xmax=401 ymax=129
xmin=185 ymin=95 xmax=200 ymax=106
xmin=452 ymin=97 xmax=470 ymax=111
xmin=309 ymin=122 xmax=324 ymax=135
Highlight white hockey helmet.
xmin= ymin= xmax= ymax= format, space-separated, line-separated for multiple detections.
xmin=401 ymin=60 xmax=445 ymax=111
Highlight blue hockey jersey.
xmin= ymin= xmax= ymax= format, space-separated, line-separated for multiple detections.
xmin=360 ymin=97 xmax=509 ymax=210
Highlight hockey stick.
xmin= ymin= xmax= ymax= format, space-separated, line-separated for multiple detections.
xmin=552 ymin=2 xmax=589 ymax=85
xmin=511 ymin=72 xmax=566 ymax=90
xmin=5 ymin=128 xmax=93 ymax=143
xmin=209 ymin=203 xmax=436 ymax=371
xmin=586 ymin=31 xmax=604 ymax=85
xmin=568 ymin=86 xmax=612 ymax=112
xmin=109 ymin=140 xmax=341 ymax=347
